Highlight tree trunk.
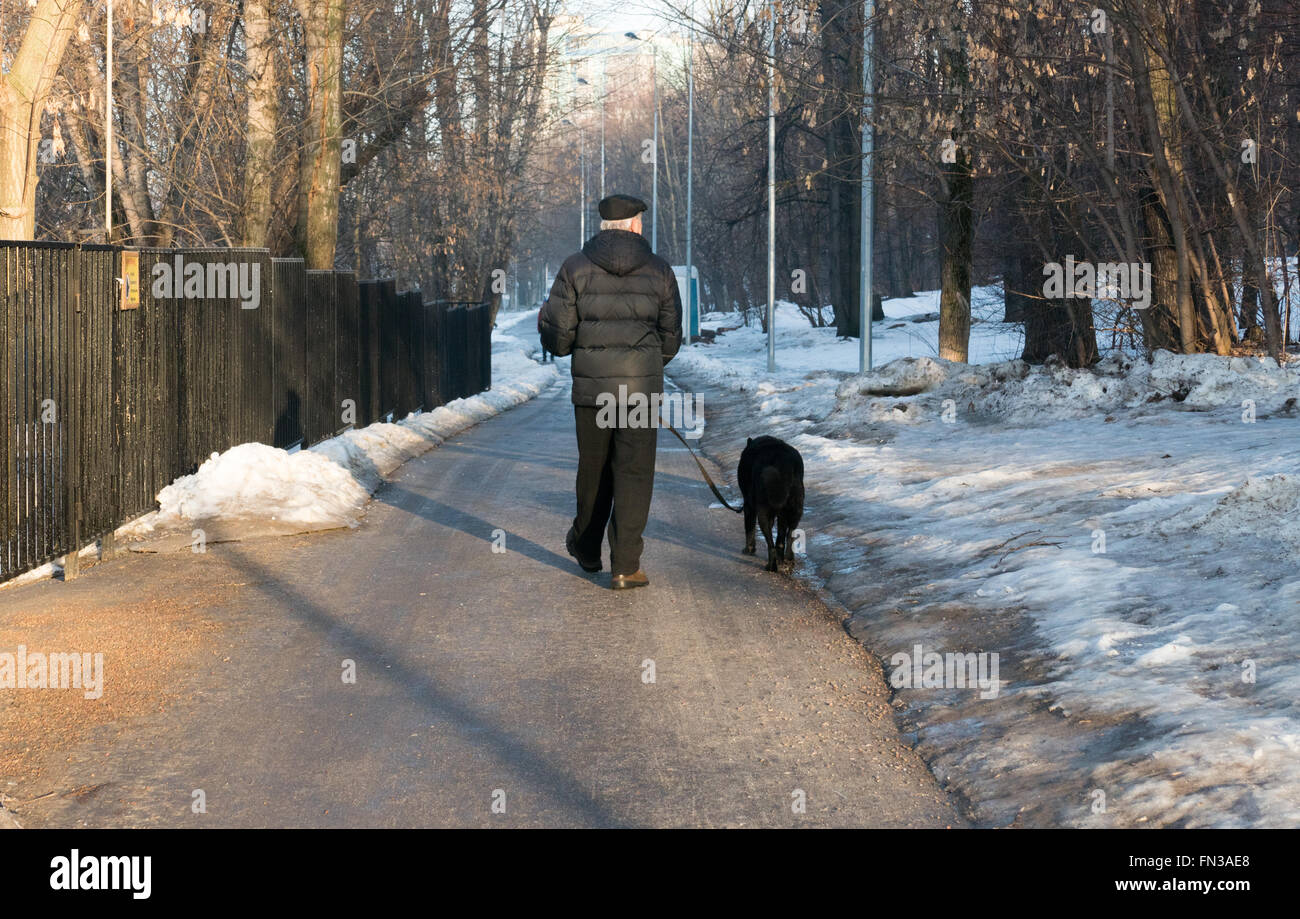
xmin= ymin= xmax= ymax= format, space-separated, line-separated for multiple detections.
xmin=1021 ymin=249 xmax=1099 ymax=367
xmin=240 ymin=0 xmax=280 ymax=248
xmin=937 ymin=151 xmax=972 ymax=362
xmin=1137 ymin=185 xmax=1184 ymax=353
xmin=1023 ymin=296 xmax=1099 ymax=367
xmin=1002 ymin=251 xmax=1032 ymax=323
xmin=295 ymin=0 xmax=347 ymax=269
xmin=0 ymin=0 xmax=84 ymax=239
xmin=937 ymin=7 xmax=972 ymax=362
xmin=1126 ymin=12 xmax=1197 ymax=353
xmin=821 ymin=0 xmax=861 ymax=339
xmin=113 ymin=0 xmax=158 ymax=243
xmin=1240 ymin=245 xmax=1261 ymax=341
xmin=884 ymin=201 xmax=913 ymax=298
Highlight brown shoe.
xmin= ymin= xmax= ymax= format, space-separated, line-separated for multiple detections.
xmin=610 ymin=570 xmax=649 ymax=590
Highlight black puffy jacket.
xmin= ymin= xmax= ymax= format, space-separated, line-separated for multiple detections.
xmin=539 ymin=229 xmax=683 ymax=407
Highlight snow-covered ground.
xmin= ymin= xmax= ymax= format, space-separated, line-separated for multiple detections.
xmin=3 ymin=311 xmax=558 ymax=582
xmin=671 ymin=289 xmax=1300 ymax=828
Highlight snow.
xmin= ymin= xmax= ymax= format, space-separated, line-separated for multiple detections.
xmin=147 ymin=443 xmax=370 ymax=531
xmin=671 ymin=287 xmax=1300 ymax=828
xmin=110 ymin=309 xmax=559 ymax=548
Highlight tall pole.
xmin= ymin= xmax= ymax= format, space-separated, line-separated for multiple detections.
xmin=766 ymin=1 xmax=776 ymax=373
xmin=651 ymin=43 xmax=659 ymax=253
xmin=859 ymin=0 xmax=876 ymax=372
xmin=579 ymin=130 xmax=586 ymax=246
xmin=600 ymin=60 xmax=607 ymax=199
xmin=105 ymin=0 xmax=114 ymax=239
xmin=685 ymin=1 xmax=695 ymax=346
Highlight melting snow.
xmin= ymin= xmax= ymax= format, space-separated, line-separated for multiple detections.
xmin=672 ymin=287 xmax=1300 ymax=827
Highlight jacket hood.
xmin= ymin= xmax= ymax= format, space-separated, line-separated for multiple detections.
xmin=582 ymin=229 xmax=653 ymax=277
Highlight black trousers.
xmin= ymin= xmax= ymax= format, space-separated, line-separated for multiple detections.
xmin=571 ymin=405 xmax=658 ymax=575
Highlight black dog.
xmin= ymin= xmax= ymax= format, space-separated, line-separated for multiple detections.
xmin=738 ymin=436 xmax=804 ymax=572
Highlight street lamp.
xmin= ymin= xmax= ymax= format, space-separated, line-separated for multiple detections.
xmin=685 ymin=1 xmax=695 ymax=346
xmin=576 ymin=77 xmax=592 ymax=241
xmin=575 ymin=76 xmax=600 ymax=208
xmin=572 ymin=38 xmax=654 ymax=219
xmin=766 ymin=2 xmax=776 ymax=373
xmin=599 ymin=66 xmax=606 ymax=199
xmin=625 ymin=31 xmax=658 ymax=253
xmin=561 ymin=117 xmax=585 ymax=247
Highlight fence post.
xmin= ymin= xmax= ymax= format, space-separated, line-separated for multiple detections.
xmin=334 ymin=271 xmax=360 ymax=432
xmin=480 ymin=301 xmax=492 ymax=393
xmin=376 ymin=280 xmax=398 ymax=420
xmin=1 ymin=245 xmax=9 ymax=580
xmin=62 ymin=245 xmax=83 ymax=580
xmin=357 ymin=281 xmax=380 ymax=426
xmin=304 ymin=270 xmax=337 ymax=444
xmin=271 ymin=259 xmax=307 ymax=449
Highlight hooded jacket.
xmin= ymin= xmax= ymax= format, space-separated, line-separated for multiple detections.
xmin=539 ymin=229 xmax=683 ymax=407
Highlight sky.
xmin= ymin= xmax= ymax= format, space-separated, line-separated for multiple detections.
xmin=576 ymin=0 xmax=682 ymax=39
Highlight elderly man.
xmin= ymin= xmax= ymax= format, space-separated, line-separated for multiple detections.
xmin=539 ymin=194 xmax=683 ymax=590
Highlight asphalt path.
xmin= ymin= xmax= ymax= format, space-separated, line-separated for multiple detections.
xmin=0 ymin=380 xmax=963 ymax=828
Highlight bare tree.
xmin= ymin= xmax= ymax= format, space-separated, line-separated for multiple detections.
xmin=0 ymin=0 xmax=84 ymax=239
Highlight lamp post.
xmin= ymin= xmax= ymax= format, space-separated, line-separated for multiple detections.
xmin=582 ymin=37 xmax=656 ymax=215
xmin=766 ymin=2 xmax=776 ymax=373
xmin=624 ymin=31 xmax=658 ymax=253
xmin=561 ymin=117 xmax=585 ymax=247
xmin=599 ymin=65 xmax=606 ymax=199
xmin=685 ymin=0 xmax=695 ymax=346
xmin=590 ymin=41 xmax=639 ymax=200
xmin=651 ymin=44 xmax=658 ymax=253
xmin=576 ymin=76 xmax=592 ymax=236
xmin=579 ymin=129 xmax=586 ymax=244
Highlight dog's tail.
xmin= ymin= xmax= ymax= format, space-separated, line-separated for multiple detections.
xmin=759 ymin=466 xmax=790 ymax=508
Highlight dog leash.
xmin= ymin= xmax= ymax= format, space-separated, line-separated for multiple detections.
xmin=664 ymin=423 xmax=744 ymax=514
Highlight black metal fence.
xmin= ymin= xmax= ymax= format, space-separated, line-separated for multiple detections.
xmin=0 ymin=241 xmax=492 ymax=582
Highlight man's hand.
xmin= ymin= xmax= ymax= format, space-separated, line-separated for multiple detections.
xmin=659 ymin=271 xmax=684 ymax=365
xmin=540 ymin=264 xmax=578 ymax=357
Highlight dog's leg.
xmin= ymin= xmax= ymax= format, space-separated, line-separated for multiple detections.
xmin=759 ymin=510 xmax=778 ymax=572
xmin=781 ymin=510 xmax=799 ymax=562
xmin=775 ymin=518 xmax=790 ymax=568
xmin=743 ymin=501 xmax=757 ymax=555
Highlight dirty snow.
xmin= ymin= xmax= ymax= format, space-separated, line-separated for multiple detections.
xmin=672 ymin=287 xmax=1300 ymax=828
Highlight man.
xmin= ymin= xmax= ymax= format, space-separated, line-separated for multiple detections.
xmin=539 ymin=194 xmax=683 ymax=590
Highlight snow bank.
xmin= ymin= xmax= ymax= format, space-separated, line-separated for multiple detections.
xmin=149 ymin=444 xmax=369 ymax=531
xmin=671 ymin=287 xmax=1300 ymax=828
xmin=828 ymin=350 xmax=1300 ymax=427
xmin=681 ymin=286 xmax=1298 ymax=429
xmin=1156 ymin=474 xmax=1300 ymax=555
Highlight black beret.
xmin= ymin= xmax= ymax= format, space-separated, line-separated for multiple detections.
xmin=598 ymin=194 xmax=647 ymax=221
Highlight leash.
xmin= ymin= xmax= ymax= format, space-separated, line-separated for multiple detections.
xmin=664 ymin=423 xmax=744 ymax=514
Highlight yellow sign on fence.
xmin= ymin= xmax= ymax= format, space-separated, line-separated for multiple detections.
xmin=120 ymin=250 xmax=140 ymax=310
